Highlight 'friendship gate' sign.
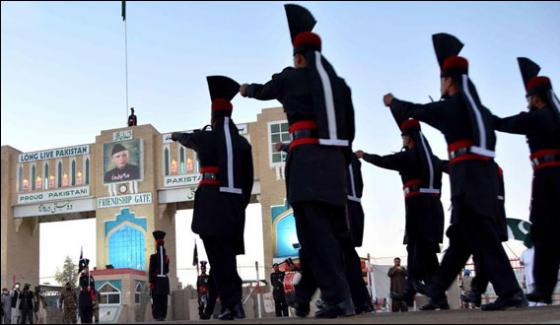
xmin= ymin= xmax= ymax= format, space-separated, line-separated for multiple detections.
xmin=18 ymin=144 xmax=90 ymax=163
xmin=97 ymin=192 xmax=153 ymax=209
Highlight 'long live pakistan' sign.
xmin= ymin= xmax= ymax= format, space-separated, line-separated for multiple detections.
xmin=18 ymin=144 xmax=90 ymax=163
xmin=17 ymin=186 xmax=90 ymax=204
xmin=97 ymin=192 xmax=153 ymax=209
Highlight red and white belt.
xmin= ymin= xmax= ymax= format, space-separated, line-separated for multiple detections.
xmin=448 ymin=140 xmax=492 ymax=164
xmin=288 ymin=120 xmax=319 ymax=151
xmin=403 ymin=179 xmax=441 ymax=199
xmin=530 ymin=149 xmax=560 ymax=171
xmin=199 ymin=166 xmax=220 ymax=186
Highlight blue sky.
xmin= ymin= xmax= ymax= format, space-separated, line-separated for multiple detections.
xmin=2 ymin=1 xmax=559 ymax=285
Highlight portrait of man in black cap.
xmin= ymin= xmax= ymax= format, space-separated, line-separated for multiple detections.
xmin=103 ymin=139 xmax=142 ymax=184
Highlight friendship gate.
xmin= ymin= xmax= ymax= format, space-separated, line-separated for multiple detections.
xmin=1 ymin=107 xmax=302 ymax=322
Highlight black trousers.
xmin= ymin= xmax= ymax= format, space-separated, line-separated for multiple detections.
xmin=471 ymin=254 xmax=490 ymax=295
xmin=530 ymin=168 xmax=560 ymax=298
xmin=79 ymin=305 xmax=92 ymax=324
xmin=292 ymin=201 xmax=351 ymax=305
xmin=273 ymin=292 xmax=289 ymax=317
xmin=202 ymin=237 xmax=242 ymax=310
xmin=533 ymin=241 xmax=560 ymax=298
xmin=430 ymin=206 xmax=521 ymax=299
xmin=406 ymin=240 xmax=440 ymax=294
xmin=342 ymin=241 xmax=371 ymax=307
xmin=151 ymin=293 xmax=168 ymax=320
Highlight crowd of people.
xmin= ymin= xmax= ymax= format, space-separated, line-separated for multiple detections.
xmin=1 ymin=284 xmax=48 ymax=324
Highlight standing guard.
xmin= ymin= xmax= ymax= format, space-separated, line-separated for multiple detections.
xmin=149 ymin=230 xmax=170 ymax=321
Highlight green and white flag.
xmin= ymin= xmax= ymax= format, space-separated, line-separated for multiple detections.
xmin=506 ymin=218 xmax=532 ymax=247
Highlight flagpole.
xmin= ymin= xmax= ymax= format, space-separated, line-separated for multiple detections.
xmin=123 ymin=1 xmax=129 ymax=125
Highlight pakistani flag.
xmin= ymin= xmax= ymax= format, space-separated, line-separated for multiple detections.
xmin=506 ymin=218 xmax=533 ymax=247
xmin=121 ymin=1 xmax=126 ymax=21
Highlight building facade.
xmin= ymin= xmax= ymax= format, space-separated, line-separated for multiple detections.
xmin=1 ymin=106 xmax=299 ymax=322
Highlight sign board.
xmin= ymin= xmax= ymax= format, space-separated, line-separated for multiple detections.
xmin=17 ymin=186 xmax=90 ymax=205
xmin=14 ymin=198 xmax=95 ymax=218
xmin=18 ymin=145 xmax=90 ymax=163
xmin=97 ymin=192 xmax=153 ymax=209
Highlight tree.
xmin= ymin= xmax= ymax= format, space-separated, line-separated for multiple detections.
xmin=55 ymin=256 xmax=78 ymax=287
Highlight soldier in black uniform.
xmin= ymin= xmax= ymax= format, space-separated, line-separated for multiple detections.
xmin=383 ymin=33 xmax=526 ymax=311
xmin=128 ymin=107 xmax=137 ymax=127
xmin=148 ymin=230 xmax=170 ymax=321
xmin=271 ymin=264 xmax=289 ymax=317
xmin=240 ymin=4 xmax=355 ymax=318
xmin=492 ymin=58 xmax=560 ymax=305
xmin=342 ymin=153 xmax=374 ymax=314
xmin=104 ymin=143 xmax=140 ymax=183
xmin=197 ymin=261 xmax=217 ymax=320
xmin=172 ymin=76 xmax=254 ymax=321
xmin=356 ymin=118 xmax=444 ymax=308
xmin=78 ymin=258 xmax=95 ymax=324
xmin=450 ymin=162 xmax=508 ymax=308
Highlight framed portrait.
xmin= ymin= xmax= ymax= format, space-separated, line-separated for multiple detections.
xmin=103 ymin=139 xmax=143 ymax=184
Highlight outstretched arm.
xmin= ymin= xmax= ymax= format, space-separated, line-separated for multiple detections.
xmin=492 ymin=112 xmax=535 ymax=135
xmin=357 ymin=150 xmax=409 ymax=172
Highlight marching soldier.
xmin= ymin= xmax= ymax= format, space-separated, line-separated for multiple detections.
xmin=492 ymin=58 xmax=560 ymax=305
xmin=78 ymin=258 xmax=95 ymax=323
xmin=447 ymin=161 xmax=508 ymax=308
xmin=59 ymin=282 xmax=78 ymax=324
xmin=240 ymin=4 xmax=355 ymax=318
xmin=356 ymin=118 xmax=444 ymax=308
xmin=196 ymin=261 xmax=217 ymax=320
xmin=383 ymin=33 xmax=526 ymax=311
xmin=343 ymin=153 xmax=374 ymax=314
xmin=172 ymin=76 xmax=254 ymax=321
xmin=148 ymin=230 xmax=170 ymax=321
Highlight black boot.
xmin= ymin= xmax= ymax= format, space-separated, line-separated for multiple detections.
xmin=315 ymin=297 xmax=355 ymax=319
xmin=288 ymin=299 xmax=310 ymax=318
xmin=232 ymin=303 xmax=246 ymax=319
xmin=481 ymin=291 xmax=528 ymax=311
xmin=217 ymin=308 xmax=234 ymax=321
xmin=355 ymin=300 xmax=374 ymax=315
xmin=526 ymin=292 xmax=552 ymax=305
xmin=420 ymin=295 xmax=450 ymax=311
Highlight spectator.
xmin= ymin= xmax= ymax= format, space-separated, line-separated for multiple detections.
xmin=33 ymin=287 xmax=47 ymax=324
xmin=11 ymin=283 xmax=21 ymax=324
xmin=18 ymin=284 xmax=34 ymax=324
xmin=2 ymin=288 xmax=11 ymax=324
xmin=388 ymin=258 xmax=408 ymax=312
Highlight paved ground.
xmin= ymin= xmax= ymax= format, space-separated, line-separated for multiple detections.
xmin=151 ymin=305 xmax=560 ymax=324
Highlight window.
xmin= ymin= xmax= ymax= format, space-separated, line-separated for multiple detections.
xmin=269 ymin=121 xmax=290 ymax=165
xmin=71 ymin=159 xmax=76 ymax=186
xmin=99 ymin=283 xmax=121 ymax=305
xmin=43 ymin=162 xmax=49 ymax=190
xmin=31 ymin=165 xmax=36 ymax=191
xmin=164 ymin=147 xmax=170 ymax=176
xmin=17 ymin=165 xmax=23 ymax=192
xmin=134 ymin=282 xmax=144 ymax=304
xmin=108 ymin=225 xmax=146 ymax=270
xmin=85 ymin=158 xmax=90 ymax=185
xmin=179 ymin=147 xmax=186 ymax=174
xmin=57 ymin=161 xmax=63 ymax=188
